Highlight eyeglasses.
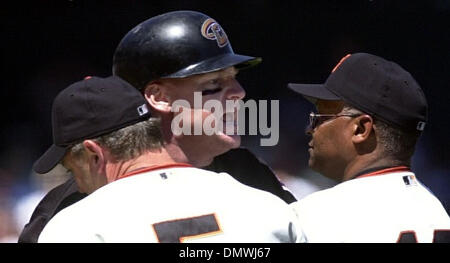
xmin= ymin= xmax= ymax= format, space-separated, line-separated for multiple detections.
xmin=308 ymin=112 xmax=361 ymax=130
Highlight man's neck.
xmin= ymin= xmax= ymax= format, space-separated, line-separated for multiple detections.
xmin=342 ymin=155 xmax=409 ymax=182
xmin=106 ymin=148 xmax=180 ymax=183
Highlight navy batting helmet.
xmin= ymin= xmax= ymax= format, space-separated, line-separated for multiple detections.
xmin=112 ymin=10 xmax=261 ymax=90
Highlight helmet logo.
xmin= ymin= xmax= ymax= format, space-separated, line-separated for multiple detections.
xmin=201 ymin=18 xmax=229 ymax=48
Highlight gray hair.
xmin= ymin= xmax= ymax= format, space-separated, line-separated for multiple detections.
xmin=341 ymin=105 xmax=419 ymax=163
xmin=69 ymin=118 xmax=163 ymax=162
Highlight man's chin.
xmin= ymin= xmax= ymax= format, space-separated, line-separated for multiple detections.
xmin=218 ymin=132 xmax=241 ymax=149
xmin=308 ymin=160 xmax=341 ymax=182
xmin=308 ymin=158 xmax=322 ymax=174
xmin=308 ymin=155 xmax=315 ymax=168
xmin=198 ymin=157 xmax=215 ymax=168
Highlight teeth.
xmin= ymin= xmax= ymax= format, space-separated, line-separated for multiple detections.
xmin=222 ymin=112 xmax=236 ymax=121
xmin=223 ymin=120 xmax=236 ymax=125
xmin=220 ymin=112 xmax=238 ymax=135
xmin=223 ymin=120 xmax=237 ymax=134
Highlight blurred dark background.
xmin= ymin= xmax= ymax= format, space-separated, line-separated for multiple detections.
xmin=1 ymin=0 xmax=449 ymax=240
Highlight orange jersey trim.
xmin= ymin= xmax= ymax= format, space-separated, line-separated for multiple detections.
xmin=332 ymin=54 xmax=351 ymax=73
xmin=356 ymin=166 xmax=411 ymax=179
xmin=118 ymin=163 xmax=193 ymax=180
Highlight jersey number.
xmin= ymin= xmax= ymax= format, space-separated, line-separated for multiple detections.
xmin=397 ymin=229 xmax=450 ymax=243
xmin=152 ymin=213 xmax=221 ymax=243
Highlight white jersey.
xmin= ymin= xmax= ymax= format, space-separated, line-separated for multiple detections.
xmin=38 ymin=164 xmax=298 ymax=243
xmin=291 ymin=167 xmax=450 ymax=243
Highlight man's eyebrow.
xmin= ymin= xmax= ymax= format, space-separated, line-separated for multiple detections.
xmin=196 ymin=67 xmax=238 ymax=87
xmin=191 ymin=77 xmax=217 ymax=92
xmin=197 ymin=75 xmax=220 ymax=87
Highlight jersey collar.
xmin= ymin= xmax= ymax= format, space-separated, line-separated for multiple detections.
xmin=118 ymin=163 xmax=193 ymax=180
xmin=351 ymin=166 xmax=411 ymax=180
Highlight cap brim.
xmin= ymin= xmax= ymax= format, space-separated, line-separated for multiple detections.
xmin=287 ymin=83 xmax=341 ymax=103
xmin=167 ymin=53 xmax=262 ymax=78
xmin=33 ymin=144 xmax=68 ymax=174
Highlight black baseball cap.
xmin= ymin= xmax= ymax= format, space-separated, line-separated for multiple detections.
xmin=33 ymin=76 xmax=151 ymax=174
xmin=288 ymin=53 xmax=428 ymax=132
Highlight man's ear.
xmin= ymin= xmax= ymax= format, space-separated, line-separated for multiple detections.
xmin=143 ymin=82 xmax=171 ymax=113
xmin=82 ymin=140 xmax=106 ymax=176
xmin=352 ymin=115 xmax=374 ymax=144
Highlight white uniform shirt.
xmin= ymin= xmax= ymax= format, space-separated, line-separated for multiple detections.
xmin=39 ymin=164 xmax=298 ymax=243
xmin=291 ymin=167 xmax=450 ymax=242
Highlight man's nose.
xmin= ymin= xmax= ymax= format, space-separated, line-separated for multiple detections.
xmin=225 ymin=79 xmax=246 ymax=101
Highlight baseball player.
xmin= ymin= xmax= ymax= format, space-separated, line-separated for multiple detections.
xmin=36 ymin=76 xmax=298 ymax=242
xmin=288 ymin=53 xmax=450 ymax=242
xmin=19 ymin=10 xmax=295 ymax=242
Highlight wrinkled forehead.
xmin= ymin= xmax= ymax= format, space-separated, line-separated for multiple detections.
xmin=315 ymin=99 xmax=345 ymax=114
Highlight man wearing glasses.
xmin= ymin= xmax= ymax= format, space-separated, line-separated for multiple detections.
xmin=288 ymin=52 xmax=450 ymax=242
